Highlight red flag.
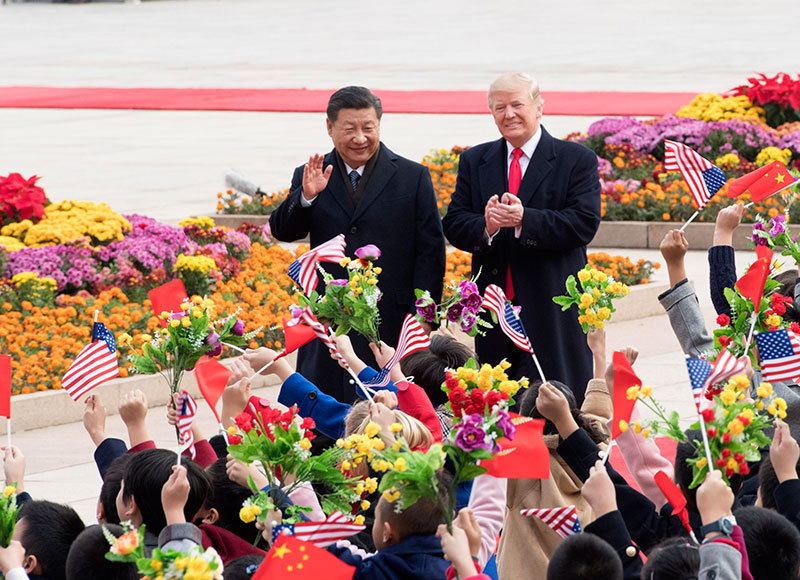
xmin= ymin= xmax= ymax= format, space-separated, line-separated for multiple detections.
xmin=194 ymin=356 xmax=230 ymax=424
xmin=148 ymin=279 xmax=188 ymax=328
xmin=611 ymin=351 xmax=641 ymax=439
xmin=277 ymin=317 xmax=317 ymax=357
xmin=481 ymin=415 xmax=549 ymax=479
xmin=253 ymin=535 xmax=355 ymax=580
xmin=0 ymin=355 xmax=10 ymax=419
xmin=654 ymin=470 xmax=694 ymax=536
xmin=727 ymin=160 xmax=798 ymax=202
xmin=735 ymin=256 xmax=770 ymax=306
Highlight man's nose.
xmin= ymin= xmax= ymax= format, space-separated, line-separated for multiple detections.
xmin=353 ymin=131 xmax=367 ymax=143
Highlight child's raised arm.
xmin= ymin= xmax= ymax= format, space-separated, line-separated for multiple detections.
xmin=119 ymin=389 xmax=151 ymax=449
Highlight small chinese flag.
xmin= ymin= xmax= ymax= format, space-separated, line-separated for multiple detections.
xmin=148 ymin=279 xmax=188 ymax=328
xmin=611 ymin=351 xmax=641 ymax=439
xmin=654 ymin=471 xmax=694 ymax=536
xmin=736 ymin=255 xmax=770 ymax=306
xmin=0 ymin=355 xmax=10 ymax=419
xmin=252 ymin=535 xmax=355 ymax=580
xmin=481 ymin=415 xmax=549 ymax=479
xmin=727 ymin=160 xmax=798 ymax=202
xmin=193 ymin=357 xmax=231 ymax=424
xmin=275 ymin=317 xmax=317 ymax=359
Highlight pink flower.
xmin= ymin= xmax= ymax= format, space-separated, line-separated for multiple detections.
xmin=354 ymin=244 xmax=380 ymax=261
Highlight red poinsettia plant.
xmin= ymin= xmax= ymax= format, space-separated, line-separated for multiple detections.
xmin=0 ymin=173 xmax=50 ymax=227
xmin=731 ymin=73 xmax=800 ymax=127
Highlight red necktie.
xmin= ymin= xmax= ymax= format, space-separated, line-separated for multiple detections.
xmin=506 ymin=148 xmax=524 ymax=300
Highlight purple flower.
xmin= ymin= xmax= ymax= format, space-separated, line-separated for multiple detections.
xmin=446 ymin=302 xmax=464 ymax=322
xmin=770 ymin=215 xmax=787 ymax=236
xmin=751 ymin=221 xmax=769 ymax=246
xmin=496 ymin=410 xmax=516 ymax=440
xmin=206 ymin=331 xmax=222 ymax=357
xmin=329 ymin=279 xmax=348 ymax=286
xmin=460 ymin=313 xmax=477 ymax=334
xmin=454 ymin=421 xmax=493 ymax=452
xmin=232 ymin=319 xmax=245 ymax=336
xmin=462 ymin=292 xmax=483 ymax=312
xmin=458 ymin=280 xmax=479 ymax=297
xmin=355 ymin=244 xmax=380 ymax=261
xmin=416 ymin=303 xmax=437 ymax=323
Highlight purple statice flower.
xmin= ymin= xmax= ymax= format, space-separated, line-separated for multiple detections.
xmin=770 ymin=214 xmax=787 ymax=237
xmin=455 ymin=419 xmax=493 ymax=452
xmin=329 ymin=279 xmax=348 ymax=286
xmin=354 ymin=244 xmax=380 ymax=261
xmin=446 ymin=302 xmax=464 ymax=323
xmin=495 ymin=409 xmax=516 ymax=440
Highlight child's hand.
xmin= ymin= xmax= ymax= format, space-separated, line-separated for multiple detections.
xmin=119 ymin=389 xmax=148 ymax=428
xmin=2 ymin=446 xmax=25 ymax=493
xmin=373 ymin=390 xmax=398 ymax=410
xmin=222 ymin=377 xmax=252 ymax=428
xmin=586 ymin=328 xmax=606 ymax=355
xmin=740 ymin=355 xmax=754 ymax=381
xmin=581 ymin=460 xmax=617 ymax=517
xmin=0 ymin=540 xmax=25 ymax=575
xmin=368 ymin=402 xmax=397 ymax=436
xmin=369 ymin=341 xmax=396 ymax=369
xmin=659 ymin=230 xmax=689 ymax=264
xmin=436 ymin=523 xmax=478 ymax=578
xmin=696 ymin=469 xmax=734 ymax=528
xmin=604 ymin=347 xmax=639 ymax=393
xmin=770 ymin=421 xmax=799 ymax=483
xmin=454 ymin=507 xmax=482 ymax=558
xmin=227 ymin=358 xmax=250 ymax=386
xmin=243 ymin=347 xmax=277 ymax=372
xmin=226 ymin=455 xmax=269 ymax=490
xmin=257 ymin=509 xmax=284 ymax=545
xmin=162 ymin=465 xmax=190 ymax=525
xmin=333 ymin=334 xmax=356 ymax=360
xmin=535 ymin=383 xmax=576 ymax=438
xmin=713 ymin=204 xmax=746 ymax=247
xmin=82 ymin=394 xmax=107 ymax=447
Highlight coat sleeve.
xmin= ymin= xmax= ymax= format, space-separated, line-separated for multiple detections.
xmin=467 ymin=474 xmax=506 ymax=569
xmin=277 ymin=373 xmax=351 ymax=440
xmin=584 ymin=510 xmax=643 ymax=580
xmin=397 ymin=382 xmax=443 ymax=443
xmin=708 ymin=246 xmax=736 ymax=317
xmin=441 ymin=152 xmax=492 ymax=255
xmin=412 ymin=166 xmax=447 ymax=305
xmin=699 ymin=540 xmax=743 ymax=580
xmin=268 ymin=166 xmax=315 ymax=242
xmin=658 ymin=279 xmax=714 ymax=357
xmin=517 ymin=148 xmax=601 ymax=251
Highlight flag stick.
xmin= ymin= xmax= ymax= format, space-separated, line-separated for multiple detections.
xmin=698 ymin=414 xmax=715 ymax=468
xmin=176 ymin=446 xmax=182 ymax=467
xmin=6 ymin=418 xmax=10 ymax=450
xmin=222 ymin=342 xmax=246 ymax=354
xmin=531 ymin=353 xmax=547 ymax=384
xmin=219 ymin=423 xmax=230 ymax=445
xmin=679 ymin=210 xmax=700 ymax=232
xmin=345 ymin=366 xmax=375 ymax=403
xmin=248 ymin=360 xmax=275 ymax=381
xmin=742 ymin=313 xmax=759 ymax=356
xmin=600 ymin=439 xmax=615 ymax=466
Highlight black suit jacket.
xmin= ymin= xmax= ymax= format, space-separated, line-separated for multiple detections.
xmin=270 ymin=143 xmax=445 ymax=402
xmin=442 ymin=127 xmax=601 ymax=398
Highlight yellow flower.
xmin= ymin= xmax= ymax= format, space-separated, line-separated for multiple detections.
xmin=364 ymin=422 xmax=381 ymax=438
xmin=181 ymin=317 xmax=192 ymax=328
xmin=727 ymin=418 xmax=745 ymax=435
xmin=361 ymin=500 xmax=371 ymax=510
xmin=365 ymin=477 xmax=378 ymax=493
xmin=642 ymin=428 xmax=651 ymax=439
xmin=757 ymin=382 xmax=773 ymax=399
xmin=730 ymin=375 xmax=750 ymax=391
xmin=2 ymin=486 xmax=13 ymax=498
xmin=117 ymin=332 xmax=133 ymax=346
xmin=696 ymin=457 xmax=708 ymax=469
xmin=354 ymin=515 xmax=365 ymax=525
xmin=151 ymin=560 xmax=163 ymax=572
xmin=457 ymin=367 xmax=478 ymax=382
xmin=393 ymin=457 xmax=408 ymax=471
xmin=341 ymin=461 xmax=351 ymax=471
xmin=776 ymin=397 xmax=788 ymax=411
xmin=727 ymin=458 xmax=739 ymax=471
xmin=580 ymin=293 xmax=594 ymax=308
xmin=373 ymin=267 xmax=382 ymax=274
xmin=755 ymin=400 xmax=765 ymax=411
xmin=633 ymin=422 xmax=642 ymax=434
xmin=578 ymin=269 xmax=591 ymax=283
xmin=597 ymin=307 xmax=611 ymax=320
xmin=626 ymin=386 xmax=640 ymax=400
xmin=180 ymin=302 xmax=191 ymax=311
xmin=389 ymin=422 xmax=403 ymax=433
xmin=382 ymin=489 xmax=401 ymax=502
xmin=499 ymin=380 xmax=519 ymax=395
xmin=174 ymin=557 xmax=189 ymax=570
xmin=766 ymin=314 xmax=782 ymax=327
xmin=639 ymin=385 xmax=653 ymax=398
xmin=618 ymin=420 xmax=629 ymax=433
xmin=299 ymin=438 xmax=312 ymax=450
xmin=720 ymin=388 xmax=737 ymax=406
xmin=355 ymin=483 xmax=365 ymax=495
xmin=170 ymin=319 xmax=181 ymax=328
xmin=340 ymin=257 xmax=351 ymax=267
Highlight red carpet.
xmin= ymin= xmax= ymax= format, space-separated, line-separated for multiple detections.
xmin=0 ymin=86 xmax=697 ymax=116
xmin=609 ymin=436 xmax=679 ymax=495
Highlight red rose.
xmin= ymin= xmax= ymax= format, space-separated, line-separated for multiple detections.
xmin=300 ymin=417 xmax=316 ymax=430
xmin=725 ymin=468 xmax=734 ymax=477
xmin=715 ymin=459 xmax=727 ymax=467
xmin=304 ymin=429 xmax=316 ymax=441
xmin=470 ymin=389 xmax=485 ymax=403
xmin=448 ymin=387 xmax=468 ymax=405
xmin=792 ymin=322 xmax=800 ymax=334
xmin=718 ymin=335 xmax=731 ymax=347
xmin=485 ymin=391 xmax=503 ymax=410
xmin=706 ymin=428 xmax=717 ymax=438
xmin=722 ymin=433 xmax=731 ymax=444
xmin=721 ymin=448 xmax=731 ymax=458
xmin=445 ymin=371 xmax=460 ymax=392
xmin=739 ymin=462 xmax=750 ymax=475
xmin=716 ymin=314 xmax=731 ymax=326
xmin=234 ymin=412 xmax=253 ymax=433
xmin=464 ymin=402 xmax=484 ymax=416
xmin=734 ymin=453 xmax=745 ymax=462
xmin=227 ymin=434 xmax=242 ymax=445
xmin=738 ymin=414 xmax=751 ymax=426
xmin=700 ymin=409 xmax=715 ymax=423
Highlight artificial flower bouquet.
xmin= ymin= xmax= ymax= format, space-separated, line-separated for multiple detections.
xmin=624 ymin=375 xmax=784 ymax=487
xmin=124 ymin=296 xmax=259 ymax=394
xmin=553 ymin=265 xmax=630 ymax=332
xmin=227 ymin=405 xmax=362 ymax=524
xmin=415 ymin=274 xmax=492 ymax=336
xmin=0 ymin=484 xmax=20 ymax=548
xmin=104 ymin=522 xmax=223 ymax=579
xmin=297 ymin=244 xmax=382 ymax=345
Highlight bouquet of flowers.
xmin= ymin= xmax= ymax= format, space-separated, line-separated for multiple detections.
xmin=623 ymin=375 xmax=784 ymax=487
xmin=297 ymin=244 xmax=382 ymax=345
xmin=415 ymin=274 xmax=492 ymax=336
xmin=0 ymin=484 xmax=20 ymax=548
xmin=104 ymin=522 xmax=223 ymax=579
xmin=553 ymin=265 xmax=630 ymax=332
xmin=123 ymin=296 xmax=259 ymax=395
xmin=227 ymin=404 xmax=362 ymax=524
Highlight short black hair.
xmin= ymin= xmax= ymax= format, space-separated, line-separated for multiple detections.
xmin=399 ymin=335 xmax=476 ymax=406
xmin=520 ymin=380 xmax=607 ymax=444
xmin=675 ymin=430 xmax=742 ymax=511
xmin=223 ymin=555 xmax=265 ymax=580
xmin=326 ymin=86 xmax=382 ymax=122
xmin=65 ymin=524 xmax=138 ymax=580
xmin=205 ymin=458 xmax=263 ymax=546
xmin=546 ymin=533 xmax=623 ymax=580
xmin=736 ymin=506 xmax=800 ymax=580
xmin=640 ymin=536 xmax=700 ymax=579
xmin=757 ymin=453 xmax=800 ymax=510
xmin=100 ymin=454 xmax=132 ymax=525
xmin=18 ymin=500 xmax=85 ymax=580
xmin=378 ymin=470 xmax=451 ymax=541
xmin=121 ymin=449 xmax=210 ymax=534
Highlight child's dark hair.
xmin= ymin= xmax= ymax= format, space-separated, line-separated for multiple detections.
xmin=205 ymin=458 xmax=263 ymax=545
xmin=639 ymin=536 xmax=700 ymax=580
xmin=675 ymin=430 xmax=742 ymax=511
xmin=223 ymin=555 xmax=265 ymax=580
xmin=100 ymin=454 xmax=132 ymax=525
xmin=546 ymin=533 xmax=622 ymax=580
xmin=378 ymin=470 xmax=452 ymax=541
xmin=757 ymin=453 xmax=800 ymax=510
xmin=519 ymin=380 xmax=607 ymax=444
xmin=18 ymin=500 xmax=85 ymax=580
xmin=121 ymin=449 xmax=211 ymax=533
xmin=735 ymin=505 xmax=800 ymax=580
xmin=399 ymin=335 xmax=476 ymax=407
xmin=65 ymin=524 xmax=138 ymax=580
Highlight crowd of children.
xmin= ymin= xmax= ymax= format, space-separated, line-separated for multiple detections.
xmin=0 ymin=205 xmax=799 ymax=580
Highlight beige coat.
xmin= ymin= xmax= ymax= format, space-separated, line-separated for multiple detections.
xmin=497 ymin=379 xmax=612 ymax=580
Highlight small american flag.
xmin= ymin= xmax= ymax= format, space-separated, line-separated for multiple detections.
xmin=685 ymin=356 xmax=712 ymax=411
xmin=62 ymin=322 xmax=119 ymax=402
xmin=482 ymin=284 xmax=533 ymax=353
xmin=272 ymin=510 xmax=365 ymax=548
xmin=521 ymin=506 xmax=582 ymax=539
xmin=288 ymin=234 xmax=347 ymax=295
xmin=364 ymin=314 xmax=430 ymax=388
xmin=703 ymin=347 xmax=747 ymax=393
xmin=755 ymin=329 xmax=800 ymax=383
xmin=296 ymin=308 xmax=351 ymax=370
xmin=176 ymin=390 xmax=197 ymax=458
xmin=663 ymin=140 xmax=727 ymax=210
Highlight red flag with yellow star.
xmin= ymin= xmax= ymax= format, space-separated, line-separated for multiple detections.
xmin=252 ymin=534 xmax=355 ymax=580
xmin=727 ymin=160 xmax=798 ymax=202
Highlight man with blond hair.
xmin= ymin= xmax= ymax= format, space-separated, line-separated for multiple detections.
xmin=442 ymin=73 xmax=601 ymax=403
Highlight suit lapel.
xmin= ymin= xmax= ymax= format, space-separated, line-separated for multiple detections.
xmin=479 ymin=138 xmax=508 ymax=202
xmin=324 ymin=150 xmax=354 ymax=217
xmin=516 ymin=127 xmax=555 ymax=207
xmin=352 ymin=143 xmax=397 ymax=222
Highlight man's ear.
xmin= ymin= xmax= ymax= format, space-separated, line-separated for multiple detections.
xmin=382 ymin=521 xmax=398 ymax=547
xmin=97 ymin=501 xmax=107 ymax=524
xmin=23 ymin=554 xmax=39 ymax=575
xmin=122 ymin=496 xmax=140 ymax=522
xmin=326 ymin=118 xmax=334 ymax=137
xmin=200 ymin=507 xmax=219 ymax=525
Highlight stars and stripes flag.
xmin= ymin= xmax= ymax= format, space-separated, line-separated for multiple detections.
xmin=62 ymin=322 xmax=119 ymax=402
xmin=685 ymin=347 xmax=747 ymax=410
xmin=663 ymin=140 xmax=727 ymax=210
xmin=482 ymin=284 xmax=533 ymax=353
xmin=176 ymin=390 xmax=198 ymax=458
xmin=685 ymin=356 xmax=712 ymax=411
xmin=364 ymin=314 xmax=431 ymax=388
xmin=521 ymin=506 xmax=582 ymax=539
xmin=288 ymin=234 xmax=347 ymax=295
xmin=271 ymin=510 xmax=365 ymax=548
xmin=755 ymin=329 xmax=800 ymax=383
xmin=296 ymin=307 xmax=351 ymax=371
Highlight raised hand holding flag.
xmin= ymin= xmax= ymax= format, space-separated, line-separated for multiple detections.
xmin=364 ymin=314 xmax=431 ymax=388
xmin=288 ymin=234 xmax=347 ymax=296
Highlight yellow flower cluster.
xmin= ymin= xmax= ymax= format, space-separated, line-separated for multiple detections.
xmin=178 ymin=216 xmax=216 ymax=229
xmin=0 ymin=236 xmax=25 ymax=252
xmin=755 ymin=146 xmax=793 ymax=167
xmin=626 ymin=385 xmax=653 ymax=400
xmin=458 ymin=361 xmax=526 ymax=395
xmin=719 ymin=374 xmax=750 ymax=406
xmin=10 ymin=271 xmax=57 ymax=291
xmin=676 ymin=93 xmax=766 ymax=122
xmin=354 ymin=477 xmax=379 ymax=496
xmin=174 ymin=254 xmax=218 ymax=274
xmin=239 ymin=503 xmax=261 ymax=524
xmin=715 ymin=153 xmax=741 ymax=167
xmin=171 ymin=554 xmax=215 ymax=580
xmin=0 ymin=201 xmax=131 ymax=247
xmin=573 ymin=268 xmax=629 ymax=330
xmin=336 ymin=429 xmax=386 ymax=469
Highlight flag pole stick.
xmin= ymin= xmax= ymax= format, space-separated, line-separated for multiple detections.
xmin=698 ymin=414 xmax=714 ymax=468
xmin=743 ymin=313 xmax=758 ymax=356
xmin=600 ymin=439 xmax=615 ymax=466
xmin=679 ymin=210 xmax=700 ymax=232
xmin=219 ymin=423 xmax=230 ymax=445
xmin=222 ymin=342 xmax=246 ymax=354
xmin=531 ymin=353 xmax=547 ymax=384
xmin=6 ymin=418 xmax=10 ymax=450
xmin=248 ymin=360 xmax=275 ymax=381
xmin=176 ymin=446 xmax=182 ymax=467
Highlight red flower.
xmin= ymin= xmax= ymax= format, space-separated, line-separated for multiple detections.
xmin=464 ymin=402 xmax=485 ymax=416
xmin=304 ymin=429 xmax=316 ymax=441
xmin=485 ymin=391 xmax=503 ymax=410
xmin=227 ymin=434 xmax=242 ymax=445
xmin=706 ymin=428 xmax=717 ymax=438
xmin=0 ymin=173 xmax=48 ymax=221
xmin=448 ymin=387 xmax=468 ymax=405
xmin=234 ymin=412 xmax=253 ymax=433
xmin=734 ymin=453 xmax=745 ymax=462
xmin=725 ymin=468 xmax=735 ymax=477
xmin=716 ymin=459 xmax=728 ymax=467
xmin=716 ymin=314 xmax=731 ymax=326
xmin=718 ymin=335 xmax=732 ymax=347
xmin=300 ymin=417 xmax=316 ymax=430
xmin=738 ymin=414 xmax=751 ymax=426
xmin=700 ymin=409 xmax=715 ymax=423
xmin=445 ymin=371 xmax=460 ymax=392
xmin=739 ymin=462 xmax=750 ymax=475
xmin=721 ymin=448 xmax=731 ymax=458
xmin=792 ymin=322 xmax=800 ymax=334
xmin=722 ymin=433 xmax=731 ymax=444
